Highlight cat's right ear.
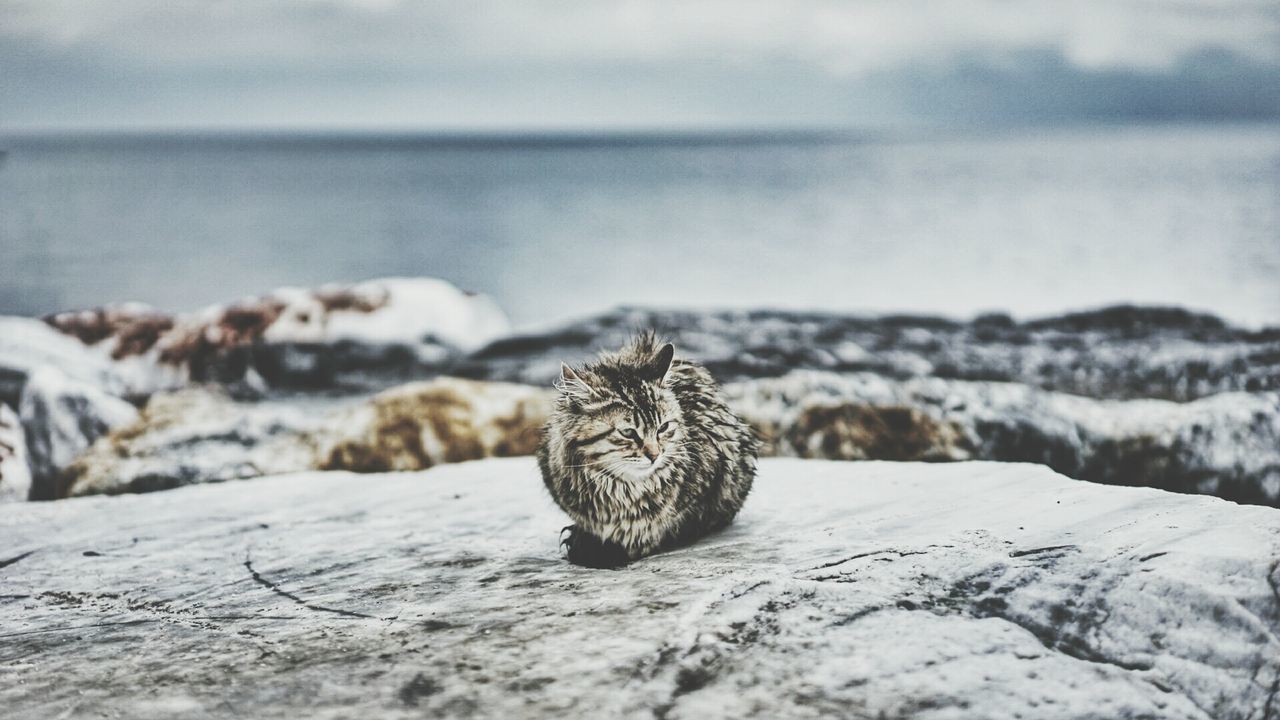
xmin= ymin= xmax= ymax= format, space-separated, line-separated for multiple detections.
xmin=556 ymin=363 xmax=596 ymax=400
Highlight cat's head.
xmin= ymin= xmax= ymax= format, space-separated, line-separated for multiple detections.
xmin=553 ymin=335 xmax=683 ymax=477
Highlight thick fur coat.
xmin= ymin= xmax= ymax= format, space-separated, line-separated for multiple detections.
xmin=538 ymin=334 xmax=757 ymax=567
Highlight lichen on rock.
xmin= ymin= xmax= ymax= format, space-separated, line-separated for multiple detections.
xmin=782 ymin=403 xmax=972 ymax=461
xmin=318 ymin=377 xmax=552 ymax=472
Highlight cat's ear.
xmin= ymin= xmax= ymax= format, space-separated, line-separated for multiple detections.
xmin=560 ymin=362 xmax=581 ymax=385
xmin=556 ymin=363 xmax=597 ymax=400
xmin=648 ymin=343 xmax=675 ymax=385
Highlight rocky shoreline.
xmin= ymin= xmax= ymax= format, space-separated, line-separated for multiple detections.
xmin=5 ymin=277 xmax=1280 ymax=719
xmin=1 ymin=277 xmax=1278 ymax=506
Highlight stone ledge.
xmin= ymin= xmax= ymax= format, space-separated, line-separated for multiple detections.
xmin=3 ymin=458 xmax=1277 ymax=719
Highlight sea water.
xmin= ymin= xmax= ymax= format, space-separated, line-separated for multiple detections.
xmin=1 ymin=124 xmax=1277 ymax=329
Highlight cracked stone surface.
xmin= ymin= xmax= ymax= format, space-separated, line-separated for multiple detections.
xmin=3 ymin=458 xmax=1280 ymax=719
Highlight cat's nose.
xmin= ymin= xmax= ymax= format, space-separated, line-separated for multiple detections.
xmin=643 ymin=444 xmax=660 ymax=463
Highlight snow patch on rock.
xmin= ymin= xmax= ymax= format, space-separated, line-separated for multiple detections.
xmin=18 ymin=367 xmax=139 ymax=499
xmin=0 ymin=317 xmax=127 ymax=404
xmin=262 ymin=278 xmax=510 ymax=353
xmin=0 ymin=403 xmax=31 ymax=502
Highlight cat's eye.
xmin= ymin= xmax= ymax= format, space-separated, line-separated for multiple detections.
xmin=619 ymin=427 xmax=641 ymax=441
xmin=658 ymin=421 xmax=673 ymax=434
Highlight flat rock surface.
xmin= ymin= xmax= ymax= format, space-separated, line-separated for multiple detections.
xmin=3 ymin=458 xmax=1279 ymax=719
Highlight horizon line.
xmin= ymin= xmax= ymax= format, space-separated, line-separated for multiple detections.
xmin=2 ymin=118 xmax=1275 ymax=144
xmin=0 ymin=126 xmax=887 ymax=150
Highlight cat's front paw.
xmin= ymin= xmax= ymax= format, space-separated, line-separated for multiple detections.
xmin=560 ymin=525 xmax=630 ymax=569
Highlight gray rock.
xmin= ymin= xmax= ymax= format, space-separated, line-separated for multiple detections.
xmin=2 ymin=458 xmax=1278 ymax=719
xmin=455 ymin=305 xmax=1280 ymax=401
xmin=18 ymin=367 xmax=139 ymax=499
xmin=0 ymin=403 xmax=31 ymax=502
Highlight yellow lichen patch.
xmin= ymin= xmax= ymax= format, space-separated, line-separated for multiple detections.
xmin=785 ymin=403 xmax=972 ymax=462
xmin=318 ymin=377 xmax=553 ymax=473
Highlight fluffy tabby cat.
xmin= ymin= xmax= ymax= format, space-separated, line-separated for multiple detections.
xmin=538 ymin=333 xmax=758 ymax=568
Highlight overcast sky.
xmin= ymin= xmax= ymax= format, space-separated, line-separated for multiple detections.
xmin=2 ymin=0 xmax=1278 ymax=131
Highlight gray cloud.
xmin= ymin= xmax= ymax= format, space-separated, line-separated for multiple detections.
xmin=1 ymin=0 xmax=1277 ymax=129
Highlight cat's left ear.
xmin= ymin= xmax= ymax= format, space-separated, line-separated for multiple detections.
xmin=648 ymin=343 xmax=675 ymax=386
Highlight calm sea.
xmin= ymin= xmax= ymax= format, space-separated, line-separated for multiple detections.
xmin=1 ymin=125 xmax=1277 ymax=329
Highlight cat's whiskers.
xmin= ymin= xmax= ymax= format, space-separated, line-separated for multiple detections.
xmin=564 ymin=457 xmax=622 ymax=469
xmin=585 ymin=458 xmax=635 ymax=482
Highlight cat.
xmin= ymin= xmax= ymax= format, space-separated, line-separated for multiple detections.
xmin=537 ymin=332 xmax=758 ymax=568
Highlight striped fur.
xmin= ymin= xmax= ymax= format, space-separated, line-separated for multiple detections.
xmin=538 ymin=332 xmax=758 ymax=567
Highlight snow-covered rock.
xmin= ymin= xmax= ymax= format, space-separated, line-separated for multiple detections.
xmin=0 ymin=316 xmax=127 ymax=406
xmin=259 ymin=278 xmax=509 ymax=353
xmin=2 ymin=458 xmax=1278 ymax=719
xmin=727 ymin=371 xmax=1280 ymax=505
xmin=62 ymin=389 xmax=333 ymax=498
xmin=42 ymin=277 xmax=512 ymax=396
xmin=61 ymin=378 xmax=553 ymax=497
xmin=0 ymin=403 xmax=31 ymax=502
xmin=18 ymin=367 xmax=139 ymax=499
xmin=21 ymin=296 xmax=1278 ymax=507
xmin=456 ymin=305 xmax=1280 ymax=401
